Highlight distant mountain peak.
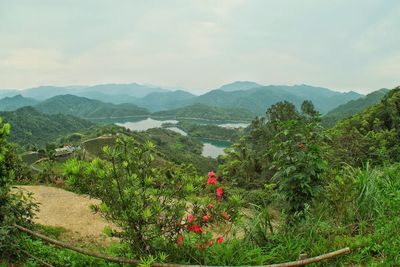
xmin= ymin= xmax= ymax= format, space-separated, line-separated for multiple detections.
xmin=217 ymin=81 xmax=262 ymax=92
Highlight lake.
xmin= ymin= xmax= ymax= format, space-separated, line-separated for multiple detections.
xmin=115 ymin=118 xmax=235 ymax=158
xmin=200 ymin=139 xmax=231 ymax=158
xmin=116 ymin=118 xmax=179 ymax=131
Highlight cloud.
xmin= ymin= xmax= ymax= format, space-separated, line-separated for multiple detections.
xmin=0 ymin=0 xmax=399 ymax=92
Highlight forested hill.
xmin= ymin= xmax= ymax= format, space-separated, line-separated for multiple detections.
xmin=0 ymin=94 xmax=38 ymax=111
xmin=131 ymin=90 xmax=195 ymax=111
xmin=0 ymin=106 xmax=94 ymax=147
xmin=152 ymin=103 xmax=256 ymax=121
xmin=322 ymin=88 xmax=389 ymax=127
xmin=35 ymin=94 xmax=150 ymax=119
xmin=330 ymin=86 xmax=400 ymax=165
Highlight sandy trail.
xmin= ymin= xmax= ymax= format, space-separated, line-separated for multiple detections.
xmin=16 ymin=185 xmax=115 ymax=241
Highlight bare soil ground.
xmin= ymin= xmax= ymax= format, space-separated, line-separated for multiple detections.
xmin=15 ymin=185 xmax=116 ymax=245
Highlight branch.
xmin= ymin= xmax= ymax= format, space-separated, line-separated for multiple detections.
xmin=15 ymin=224 xmax=351 ymax=267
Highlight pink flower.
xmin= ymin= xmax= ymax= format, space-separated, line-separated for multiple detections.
xmin=207 ymin=177 xmax=217 ymax=184
xmin=216 ymin=187 xmax=224 ymax=197
xmin=208 ymin=203 xmax=214 ymax=209
xmin=197 ymin=243 xmax=201 ymax=250
xmin=217 ymin=236 xmax=224 ymax=244
xmin=207 ymin=240 xmax=214 ymax=247
xmin=187 ymin=214 xmax=194 ymax=223
xmin=203 ymin=215 xmax=210 ymax=222
xmin=208 ymin=171 xmax=216 ymax=178
xmin=176 ymin=235 xmax=183 ymax=246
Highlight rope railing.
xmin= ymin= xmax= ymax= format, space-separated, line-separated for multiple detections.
xmin=15 ymin=224 xmax=351 ymax=266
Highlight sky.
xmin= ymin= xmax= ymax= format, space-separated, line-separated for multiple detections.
xmin=0 ymin=0 xmax=399 ymax=93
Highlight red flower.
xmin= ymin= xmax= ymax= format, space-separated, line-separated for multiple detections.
xmin=216 ymin=187 xmax=224 ymax=197
xmin=207 ymin=240 xmax=214 ymax=247
xmin=189 ymin=224 xmax=203 ymax=234
xmin=176 ymin=235 xmax=183 ymax=246
xmin=203 ymin=215 xmax=210 ymax=222
xmin=197 ymin=243 xmax=201 ymax=250
xmin=187 ymin=214 xmax=194 ymax=223
xmin=217 ymin=236 xmax=224 ymax=244
xmin=298 ymin=143 xmax=305 ymax=149
xmin=208 ymin=171 xmax=216 ymax=178
xmin=207 ymin=177 xmax=217 ymax=184
xmin=208 ymin=203 xmax=214 ymax=209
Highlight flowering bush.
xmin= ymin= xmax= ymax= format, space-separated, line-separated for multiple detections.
xmin=64 ymin=136 xmax=200 ymax=254
xmin=173 ymin=170 xmax=242 ymax=261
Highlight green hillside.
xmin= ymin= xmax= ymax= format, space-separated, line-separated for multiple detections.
xmin=330 ymin=87 xmax=400 ymax=165
xmin=0 ymin=95 xmax=38 ymax=111
xmin=322 ymin=88 xmax=389 ymax=127
xmin=152 ymin=103 xmax=256 ymax=121
xmin=35 ymin=94 xmax=150 ymax=119
xmin=0 ymin=106 xmax=94 ymax=147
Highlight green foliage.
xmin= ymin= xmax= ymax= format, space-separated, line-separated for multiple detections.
xmin=0 ymin=116 xmax=37 ymax=259
xmin=65 ymin=135 xmax=200 ymax=254
xmin=16 ymin=234 xmax=118 ymax=267
xmin=268 ymin=118 xmax=328 ymax=221
xmin=4 ymin=144 xmax=33 ymax=183
xmin=329 ymin=87 xmax=400 ymax=166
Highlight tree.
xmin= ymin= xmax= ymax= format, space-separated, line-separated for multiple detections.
xmin=0 ymin=117 xmax=36 ymax=258
xmin=64 ymin=135 xmax=200 ymax=254
xmin=301 ymin=100 xmax=319 ymax=118
xmin=268 ymin=118 xmax=328 ymax=223
xmin=266 ymin=101 xmax=299 ymax=123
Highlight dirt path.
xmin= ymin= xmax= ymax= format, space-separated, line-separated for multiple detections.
xmin=16 ymin=185 xmax=115 ymax=242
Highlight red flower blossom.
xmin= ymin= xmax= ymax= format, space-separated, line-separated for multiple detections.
xmin=298 ymin=143 xmax=305 ymax=149
xmin=189 ymin=224 xmax=203 ymax=234
xmin=176 ymin=235 xmax=183 ymax=246
xmin=207 ymin=240 xmax=214 ymax=247
xmin=187 ymin=214 xmax=194 ymax=223
xmin=207 ymin=177 xmax=217 ymax=184
xmin=208 ymin=203 xmax=214 ymax=209
xmin=216 ymin=187 xmax=224 ymax=197
xmin=217 ymin=236 xmax=224 ymax=244
xmin=208 ymin=171 xmax=216 ymax=178
xmin=203 ymin=215 xmax=210 ymax=222
xmin=197 ymin=243 xmax=201 ymax=250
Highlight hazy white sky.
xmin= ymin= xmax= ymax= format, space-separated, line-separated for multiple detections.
xmin=0 ymin=0 xmax=399 ymax=93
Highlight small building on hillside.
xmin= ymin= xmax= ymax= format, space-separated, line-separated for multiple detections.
xmin=55 ymin=145 xmax=81 ymax=157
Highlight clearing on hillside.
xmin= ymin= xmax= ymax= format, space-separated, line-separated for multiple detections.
xmin=16 ymin=185 xmax=116 ymax=243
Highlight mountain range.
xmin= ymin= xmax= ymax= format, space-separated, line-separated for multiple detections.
xmin=0 ymin=81 xmax=364 ymax=116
